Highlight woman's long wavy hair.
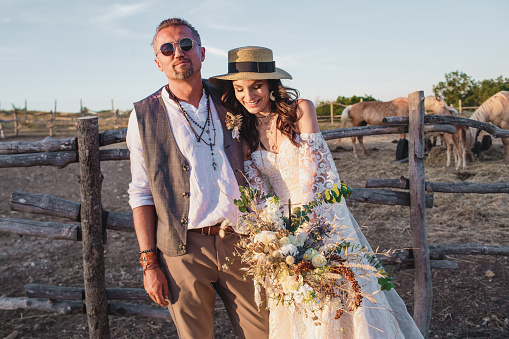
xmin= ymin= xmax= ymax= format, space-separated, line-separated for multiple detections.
xmin=220 ymin=79 xmax=302 ymax=156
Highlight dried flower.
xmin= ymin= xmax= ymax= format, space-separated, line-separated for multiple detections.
xmin=228 ymin=184 xmax=392 ymax=325
xmin=225 ymin=112 xmax=242 ymax=141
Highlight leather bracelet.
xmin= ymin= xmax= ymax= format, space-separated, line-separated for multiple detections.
xmin=140 ymin=251 xmax=159 ymax=276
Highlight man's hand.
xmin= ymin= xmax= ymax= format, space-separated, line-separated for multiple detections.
xmin=144 ymin=267 xmax=170 ymax=306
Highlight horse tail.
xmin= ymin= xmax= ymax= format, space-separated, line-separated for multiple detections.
xmin=465 ymin=111 xmax=480 ymax=148
xmin=340 ymin=105 xmax=351 ymax=129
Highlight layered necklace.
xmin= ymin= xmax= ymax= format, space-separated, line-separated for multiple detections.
xmin=256 ymin=113 xmax=279 ymax=152
xmin=166 ymin=81 xmax=218 ymax=170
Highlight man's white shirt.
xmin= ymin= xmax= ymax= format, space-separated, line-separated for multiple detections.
xmin=126 ymin=88 xmax=240 ymax=229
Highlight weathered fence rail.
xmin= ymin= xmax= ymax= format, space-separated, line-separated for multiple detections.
xmin=379 ymin=243 xmax=509 ymax=269
xmin=0 ymin=297 xmax=170 ymax=319
xmin=0 ymin=94 xmax=507 ymax=338
xmin=366 ymin=178 xmax=509 ymax=194
xmin=383 ymin=115 xmax=509 ymax=138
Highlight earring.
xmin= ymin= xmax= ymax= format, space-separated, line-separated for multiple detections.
xmin=269 ymin=91 xmax=276 ymax=101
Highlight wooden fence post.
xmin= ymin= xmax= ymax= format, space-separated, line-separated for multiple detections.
xmin=77 ymin=117 xmax=110 ymax=339
xmin=14 ymin=110 xmax=19 ymax=136
xmin=49 ymin=110 xmax=54 ymax=137
xmin=330 ymin=101 xmax=334 ymax=124
xmin=408 ymin=91 xmax=432 ymax=338
xmin=330 ymin=100 xmax=334 ymax=124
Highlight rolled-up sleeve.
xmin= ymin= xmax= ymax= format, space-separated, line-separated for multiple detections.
xmin=126 ymin=109 xmax=154 ymax=209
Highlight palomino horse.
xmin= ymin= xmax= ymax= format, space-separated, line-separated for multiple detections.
xmin=466 ymin=91 xmax=509 ymax=160
xmin=440 ymin=119 xmax=467 ymax=170
xmin=340 ymin=97 xmax=453 ymax=156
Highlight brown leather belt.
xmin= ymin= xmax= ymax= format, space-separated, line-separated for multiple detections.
xmin=188 ymin=224 xmax=235 ymax=236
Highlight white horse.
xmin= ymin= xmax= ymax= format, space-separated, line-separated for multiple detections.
xmin=466 ymin=91 xmax=509 ymax=160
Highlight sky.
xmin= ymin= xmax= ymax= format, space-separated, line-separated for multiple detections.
xmin=1 ymin=0 xmax=508 ymax=113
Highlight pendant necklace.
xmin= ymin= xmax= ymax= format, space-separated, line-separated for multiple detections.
xmin=166 ymin=82 xmax=218 ymax=170
xmin=267 ymin=118 xmax=278 ymax=152
xmin=257 ymin=113 xmax=278 ymax=152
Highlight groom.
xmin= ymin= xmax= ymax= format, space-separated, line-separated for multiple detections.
xmin=126 ymin=18 xmax=269 ymax=338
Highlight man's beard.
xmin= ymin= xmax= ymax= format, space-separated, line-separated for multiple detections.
xmin=175 ymin=65 xmax=194 ymax=80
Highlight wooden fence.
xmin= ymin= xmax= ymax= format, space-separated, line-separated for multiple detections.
xmin=1 ymin=91 xmax=509 ymax=338
xmin=315 ymin=101 xmax=348 ymax=123
xmin=457 ymin=99 xmax=479 ymax=113
xmin=0 ymin=109 xmax=129 ymax=139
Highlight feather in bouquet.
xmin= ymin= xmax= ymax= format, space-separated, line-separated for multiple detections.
xmin=231 ymin=183 xmax=394 ymax=324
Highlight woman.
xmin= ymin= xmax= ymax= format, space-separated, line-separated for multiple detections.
xmin=210 ymin=46 xmax=423 ymax=338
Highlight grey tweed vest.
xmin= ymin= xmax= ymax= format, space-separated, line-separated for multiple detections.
xmin=133 ymin=80 xmax=246 ymax=256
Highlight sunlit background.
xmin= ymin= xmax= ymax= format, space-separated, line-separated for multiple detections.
xmin=1 ymin=0 xmax=507 ymax=113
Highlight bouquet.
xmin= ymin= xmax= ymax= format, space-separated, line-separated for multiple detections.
xmin=231 ymin=183 xmax=394 ymax=323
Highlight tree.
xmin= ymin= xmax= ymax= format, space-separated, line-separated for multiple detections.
xmin=432 ymin=71 xmax=477 ymax=107
xmin=315 ymin=94 xmax=377 ymax=116
xmin=335 ymin=94 xmax=377 ymax=106
xmin=472 ymin=76 xmax=509 ymax=105
xmin=433 ymin=71 xmax=509 ymax=108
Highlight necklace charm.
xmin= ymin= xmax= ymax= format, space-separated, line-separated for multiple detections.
xmin=166 ymin=82 xmax=217 ymax=170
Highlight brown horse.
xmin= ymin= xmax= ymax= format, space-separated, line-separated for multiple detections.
xmin=466 ymin=91 xmax=509 ymax=160
xmin=340 ymin=97 xmax=452 ymax=156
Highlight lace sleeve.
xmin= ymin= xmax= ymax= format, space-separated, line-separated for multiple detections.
xmin=244 ymin=160 xmax=270 ymax=195
xmin=298 ymin=133 xmax=341 ymax=202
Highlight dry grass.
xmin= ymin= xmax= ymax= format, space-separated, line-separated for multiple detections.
xmin=0 ymin=125 xmax=507 ymax=338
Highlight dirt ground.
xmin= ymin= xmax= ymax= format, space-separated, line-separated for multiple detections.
xmin=0 ymin=129 xmax=508 ymax=339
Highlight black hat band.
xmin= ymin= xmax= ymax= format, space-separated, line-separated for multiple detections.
xmin=228 ymin=61 xmax=276 ymax=74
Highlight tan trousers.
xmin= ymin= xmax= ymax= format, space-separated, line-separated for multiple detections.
xmin=159 ymin=231 xmax=269 ymax=339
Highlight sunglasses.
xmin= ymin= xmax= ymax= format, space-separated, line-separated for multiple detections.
xmin=156 ymin=38 xmax=200 ymax=56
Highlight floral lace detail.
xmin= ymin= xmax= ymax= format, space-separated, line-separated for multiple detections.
xmin=298 ymin=133 xmax=341 ymax=203
xmin=243 ymin=132 xmax=422 ymax=339
xmin=244 ymin=159 xmax=270 ymax=195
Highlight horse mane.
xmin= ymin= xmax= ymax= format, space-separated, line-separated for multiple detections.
xmin=471 ymin=91 xmax=509 ymax=122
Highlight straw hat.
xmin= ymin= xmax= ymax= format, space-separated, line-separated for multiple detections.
xmin=209 ymin=46 xmax=292 ymax=86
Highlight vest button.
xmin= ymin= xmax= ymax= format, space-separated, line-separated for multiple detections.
xmin=183 ymin=165 xmax=190 ymax=171
xmin=182 ymin=192 xmax=189 ymax=197
xmin=179 ymin=244 xmax=186 ymax=251
xmin=181 ymin=217 xmax=188 ymax=224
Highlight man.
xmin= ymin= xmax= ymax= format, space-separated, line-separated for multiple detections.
xmin=126 ymin=18 xmax=269 ymax=339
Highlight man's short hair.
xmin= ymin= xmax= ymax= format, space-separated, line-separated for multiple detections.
xmin=152 ymin=18 xmax=201 ymax=48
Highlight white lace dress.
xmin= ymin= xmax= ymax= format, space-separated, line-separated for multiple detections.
xmin=244 ymin=133 xmax=424 ymax=339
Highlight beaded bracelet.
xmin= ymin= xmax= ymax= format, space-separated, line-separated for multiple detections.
xmin=139 ymin=248 xmax=157 ymax=254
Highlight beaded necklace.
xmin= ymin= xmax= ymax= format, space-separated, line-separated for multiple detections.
xmin=166 ymin=82 xmax=218 ymax=170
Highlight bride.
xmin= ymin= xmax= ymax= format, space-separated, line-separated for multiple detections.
xmin=210 ymin=46 xmax=424 ymax=339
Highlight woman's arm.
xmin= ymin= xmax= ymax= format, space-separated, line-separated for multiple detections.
xmin=296 ymin=99 xmax=320 ymax=134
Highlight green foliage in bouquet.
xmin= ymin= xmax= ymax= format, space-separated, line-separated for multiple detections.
xmin=232 ymin=182 xmax=394 ymax=321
